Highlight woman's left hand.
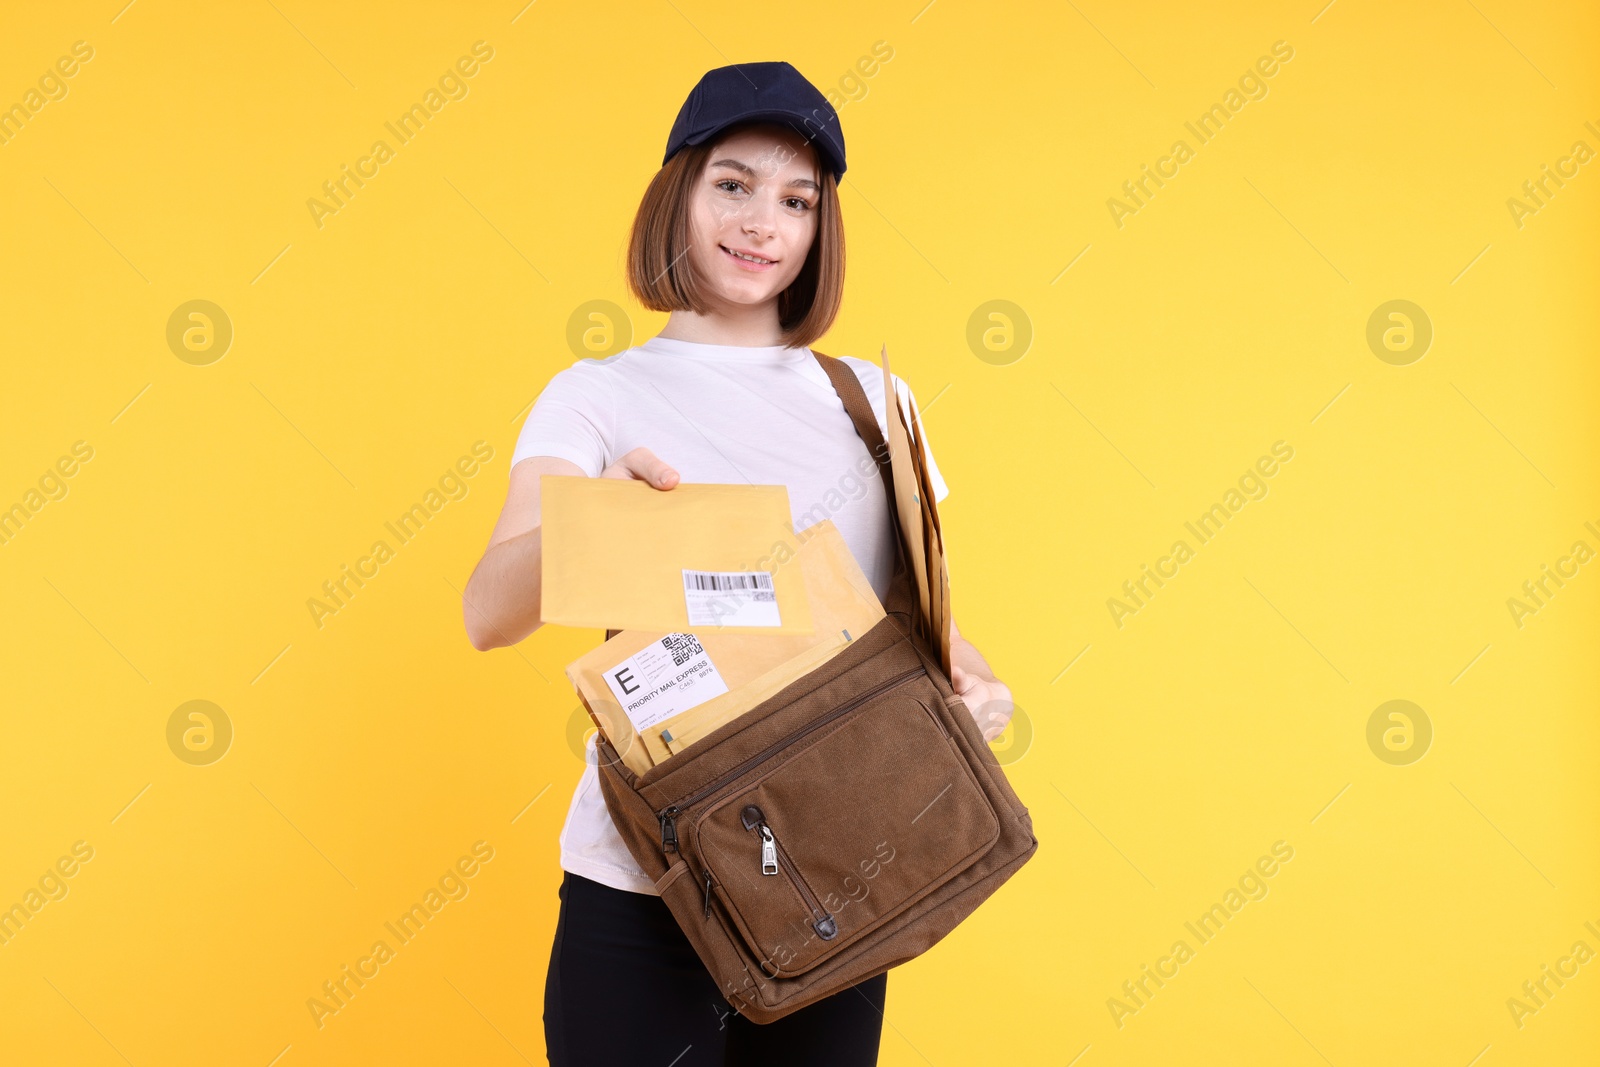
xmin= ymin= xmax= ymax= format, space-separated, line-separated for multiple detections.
xmin=950 ymin=665 xmax=1014 ymax=743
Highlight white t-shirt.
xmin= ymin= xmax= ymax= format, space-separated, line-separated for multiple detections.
xmin=511 ymin=333 xmax=949 ymax=895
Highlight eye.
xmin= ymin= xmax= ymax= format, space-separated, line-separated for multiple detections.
xmin=783 ymin=197 xmax=813 ymax=212
xmin=714 ymin=178 xmax=746 ymax=195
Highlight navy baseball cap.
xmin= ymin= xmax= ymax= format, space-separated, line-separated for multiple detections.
xmin=663 ymin=61 xmax=847 ymax=180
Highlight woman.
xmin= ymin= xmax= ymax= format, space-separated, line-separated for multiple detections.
xmin=463 ymin=61 xmax=1014 ymax=1067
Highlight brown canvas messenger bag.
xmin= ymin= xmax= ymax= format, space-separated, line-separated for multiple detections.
xmin=592 ymin=349 xmax=1039 ymax=1024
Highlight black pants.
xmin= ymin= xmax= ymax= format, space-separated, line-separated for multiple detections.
xmin=543 ymin=870 xmax=887 ymax=1066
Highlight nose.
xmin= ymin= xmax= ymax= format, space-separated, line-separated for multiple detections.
xmin=738 ymin=194 xmax=779 ymax=241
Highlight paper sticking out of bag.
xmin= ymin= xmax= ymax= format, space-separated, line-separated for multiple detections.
xmin=565 ymin=519 xmax=885 ymax=776
xmin=881 ymin=347 xmax=931 ymax=643
xmin=896 ymin=379 xmax=952 ymax=675
xmin=880 ymin=345 xmax=952 ymax=673
xmin=539 ymin=475 xmax=815 ymax=636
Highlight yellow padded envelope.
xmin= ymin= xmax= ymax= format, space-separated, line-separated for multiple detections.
xmin=565 ymin=520 xmax=886 ymax=776
xmin=539 ymin=475 xmax=815 ymax=636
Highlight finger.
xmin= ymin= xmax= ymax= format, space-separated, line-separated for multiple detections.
xmin=624 ymin=449 xmax=679 ymax=489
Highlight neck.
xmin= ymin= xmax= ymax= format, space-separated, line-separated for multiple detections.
xmin=657 ymin=299 xmax=786 ymax=347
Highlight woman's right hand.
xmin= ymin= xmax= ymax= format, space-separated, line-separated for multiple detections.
xmin=463 ymin=447 xmax=679 ymax=650
xmin=601 ymin=446 xmax=680 ymax=490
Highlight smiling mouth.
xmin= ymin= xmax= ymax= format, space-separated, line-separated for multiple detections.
xmin=721 ymin=245 xmax=776 ymax=265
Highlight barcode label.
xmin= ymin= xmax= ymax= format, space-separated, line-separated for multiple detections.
xmin=682 ymin=569 xmax=782 ymax=628
xmin=682 ymin=570 xmax=775 ymax=594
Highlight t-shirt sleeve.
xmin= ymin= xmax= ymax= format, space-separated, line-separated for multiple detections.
xmin=892 ymin=374 xmax=950 ymax=504
xmin=511 ymin=364 xmax=612 ymax=478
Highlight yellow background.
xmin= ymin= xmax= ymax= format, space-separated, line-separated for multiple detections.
xmin=2 ymin=1 xmax=1596 ymax=1064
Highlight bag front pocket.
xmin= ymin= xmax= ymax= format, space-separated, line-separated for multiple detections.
xmin=738 ymin=803 xmax=840 ymax=943
xmin=693 ymin=672 xmax=1001 ymax=977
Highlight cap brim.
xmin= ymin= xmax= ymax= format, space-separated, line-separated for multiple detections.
xmin=683 ymin=109 xmax=844 ymax=176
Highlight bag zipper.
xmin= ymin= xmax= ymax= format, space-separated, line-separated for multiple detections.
xmin=742 ymin=803 xmax=837 ymax=941
xmin=758 ymin=826 xmax=780 ymax=876
xmin=655 ymin=664 xmax=924 ymax=852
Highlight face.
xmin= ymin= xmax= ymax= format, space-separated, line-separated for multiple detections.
xmin=686 ymin=123 xmax=821 ymax=311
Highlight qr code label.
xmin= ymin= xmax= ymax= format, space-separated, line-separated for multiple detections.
xmin=661 ymin=632 xmax=705 ymax=666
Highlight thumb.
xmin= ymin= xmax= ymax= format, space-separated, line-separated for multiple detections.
xmin=638 ymin=456 xmax=678 ymax=489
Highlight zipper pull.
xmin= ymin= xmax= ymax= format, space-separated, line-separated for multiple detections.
xmin=758 ymin=825 xmax=779 ymax=876
xmin=659 ymin=806 xmax=679 ymax=854
xmin=740 ymin=804 xmax=780 ymax=876
xmin=703 ymin=868 xmax=714 ymax=918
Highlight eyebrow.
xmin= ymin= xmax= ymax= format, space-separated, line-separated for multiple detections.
xmin=710 ymin=157 xmax=820 ymax=193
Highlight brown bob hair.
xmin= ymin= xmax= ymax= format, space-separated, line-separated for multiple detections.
xmin=626 ymin=126 xmax=845 ymax=350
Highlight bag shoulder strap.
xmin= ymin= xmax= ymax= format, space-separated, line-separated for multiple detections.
xmin=809 ymin=350 xmax=890 ymax=478
xmin=809 ymin=349 xmax=916 ymax=624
